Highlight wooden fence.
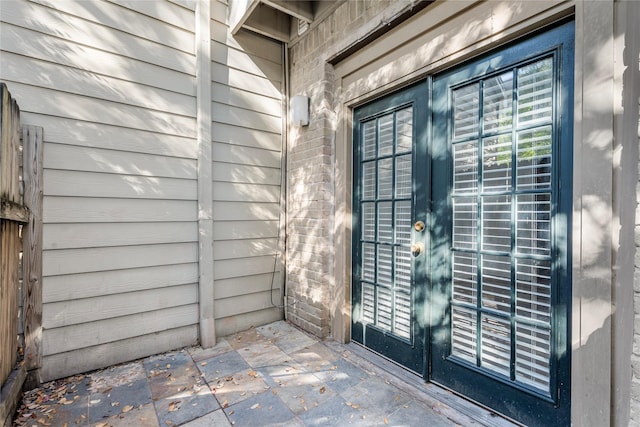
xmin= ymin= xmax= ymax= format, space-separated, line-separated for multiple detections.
xmin=0 ymin=83 xmax=43 ymax=392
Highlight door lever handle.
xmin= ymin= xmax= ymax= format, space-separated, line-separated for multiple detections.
xmin=411 ymin=242 xmax=424 ymax=257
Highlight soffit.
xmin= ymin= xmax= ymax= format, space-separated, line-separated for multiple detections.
xmin=230 ymin=0 xmax=322 ymax=43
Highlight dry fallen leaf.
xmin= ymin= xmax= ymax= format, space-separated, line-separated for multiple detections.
xmin=248 ymin=371 xmax=258 ymax=378
xmin=319 ymin=386 xmax=326 ymax=394
xmin=168 ymin=401 xmax=181 ymax=412
xmin=200 ymin=362 xmax=207 ymax=366
xmin=250 ymin=403 xmax=261 ymax=410
xmin=384 ymin=418 xmax=389 ymax=424
xmin=122 ymin=405 xmax=134 ymax=413
xmin=222 ymin=400 xmax=229 ymax=409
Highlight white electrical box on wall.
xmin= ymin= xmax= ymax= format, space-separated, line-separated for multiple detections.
xmin=291 ymin=95 xmax=310 ymax=127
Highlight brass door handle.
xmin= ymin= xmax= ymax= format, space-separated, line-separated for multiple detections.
xmin=414 ymin=221 xmax=425 ymax=232
xmin=411 ymin=242 xmax=424 ymax=256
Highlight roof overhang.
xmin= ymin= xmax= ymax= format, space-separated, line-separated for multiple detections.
xmin=230 ymin=0 xmax=316 ymax=43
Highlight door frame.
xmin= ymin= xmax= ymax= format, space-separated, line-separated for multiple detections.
xmin=328 ymin=2 xmax=617 ymax=425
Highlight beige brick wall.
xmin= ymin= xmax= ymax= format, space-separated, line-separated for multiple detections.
xmin=285 ymin=0 xmax=409 ymax=338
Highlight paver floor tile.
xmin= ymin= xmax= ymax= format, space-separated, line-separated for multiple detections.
xmin=385 ymin=399 xmax=457 ymax=427
xmin=153 ymin=386 xmax=220 ymax=427
xmin=210 ymin=368 xmax=270 ymax=407
xmin=297 ymin=394 xmax=368 ymax=426
xmin=311 ymin=358 xmax=368 ymax=395
xmin=188 ymin=339 xmax=233 ymax=362
xmin=144 ymin=351 xmax=202 ymax=401
xmin=223 ymin=389 xmax=296 ymax=427
xmin=257 ymin=363 xmax=319 ymax=389
xmin=338 ymin=376 xmax=412 ymax=416
xmin=180 ymin=409 xmax=232 ymax=427
xmin=99 ymin=402 xmax=160 ymax=427
xmin=289 ymin=343 xmax=340 ymax=373
xmin=197 ymin=350 xmax=251 ymax=381
xmin=88 ymin=378 xmax=152 ymax=423
xmin=257 ymin=323 xmax=318 ymax=354
xmin=237 ymin=342 xmax=292 ymax=367
xmin=227 ymin=328 xmax=268 ymax=350
xmin=273 ymin=381 xmax=337 ymax=415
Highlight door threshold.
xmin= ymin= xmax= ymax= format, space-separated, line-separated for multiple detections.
xmin=326 ymin=340 xmax=522 ymax=427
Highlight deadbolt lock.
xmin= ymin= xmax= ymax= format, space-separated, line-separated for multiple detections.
xmin=411 ymin=242 xmax=424 ymax=257
xmin=414 ymin=221 xmax=425 ymax=232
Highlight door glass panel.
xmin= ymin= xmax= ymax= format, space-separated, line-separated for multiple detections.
xmin=362 ymin=161 xmax=376 ymax=200
xmin=481 ymin=254 xmax=511 ymax=313
xmin=378 ymin=114 xmax=394 ymax=156
xmin=395 ymin=155 xmax=412 ymax=198
xmin=483 ymin=135 xmax=512 ymax=192
xmin=483 ymin=72 xmax=513 ymax=133
xmin=481 ymin=195 xmax=511 ymax=252
xmin=377 ymin=286 xmax=393 ymax=331
xmin=516 ymin=259 xmax=551 ymax=323
xmin=362 ymin=121 xmax=376 ymax=160
xmin=377 ymin=245 xmax=393 ymax=286
xmin=515 ymin=324 xmax=551 ymax=390
xmin=355 ymin=106 xmax=416 ymax=341
xmin=396 ymin=108 xmax=413 ymax=153
xmin=395 ymin=246 xmax=411 ymax=293
xmin=394 ymin=293 xmax=411 ymax=339
xmin=378 ymin=158 xmax=393 ymax=199
xmin=362 ymin=203 xmax=375 ymax=241
xmin=453 ymin=197 xmax=477 ymax=250
xmin=362 ymin=243 xmax=375 ymax=282
xmin=451 ymin=306 xmax=477 ymax=363
xmin=394 ymin=201 xmax=412 ymax=244
xmin=448 ymin=56 xmax=557 ymax=395
xmin=480 ymin=314 xmax=511 ymax=377
xmin=453 ymin=83 xmax=479 ymax=140
xmin=453 ymin=141 xmax=478 ymax=193
xmin=517 ymin=59 xmax=553 ymax=126
xmin=378 ymin=202 xmax=393 ymax=243
xmin=516 ymin=193 xmax=551 ymax=256
xmin=517 ymin=127 xmax=552 ymax=190
xmin=452 ymin=252 xmax=477 ymax=305
xmin=362 ymin=283 xmax=375 ymax=324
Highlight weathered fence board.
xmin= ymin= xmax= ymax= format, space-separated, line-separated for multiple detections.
xmin=0 ymin=83 xmax=43 ymax=396
xmin=0 ymin=82 xmax=23 ymax=387
xmin=22 ymin=125 xmax=43 ymax=384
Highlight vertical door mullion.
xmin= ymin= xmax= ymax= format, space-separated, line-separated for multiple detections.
xmin=475 ymin=81 xmax=484 ymax=368
xmin=509 ymin=67 xmax=519 ymax=381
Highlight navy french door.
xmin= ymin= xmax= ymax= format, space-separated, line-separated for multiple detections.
xmin=352 ymin=21 xmax=573 ymax=426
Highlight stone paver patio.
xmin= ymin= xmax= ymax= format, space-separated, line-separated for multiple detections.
xmin=13 ymin=321 xmax=516 ymax=426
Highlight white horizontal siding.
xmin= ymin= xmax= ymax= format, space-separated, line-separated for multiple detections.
xmin=0 ymin=23 xmax=196 ymax=95
xmin=43 ymin=222 xmax=197 ymax=250
xmin=0 ymin=0 xmax=199 ymax=381
xmin=42 ymin=325 xmax=198 ymax=381
xmin=45 ymin=144 xmax=197 ymax=179
xmin=0 ymin=0 xmax=195 ymax=74
xmin=2 ymin=52 xmax=196 ymax=116
xmin=43 ymin=284 xmax=198 ymax=328
xmin=23 ymin=114 xmax=197 ymax=158
xmin=43 ymin=305 xmax=199 ymax=355
xmin=43 ymin=263 xmax=198 ymax=303
xmin=210 ymin=0 xmax=284 ymax=335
